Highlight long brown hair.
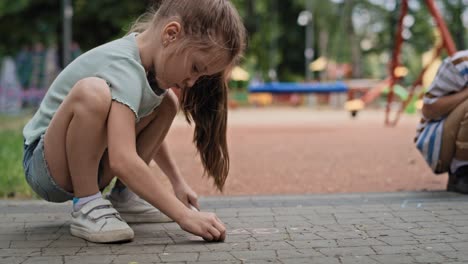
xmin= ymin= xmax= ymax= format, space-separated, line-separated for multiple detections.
xmin=130 ymin=0 xmax=246 ymax=191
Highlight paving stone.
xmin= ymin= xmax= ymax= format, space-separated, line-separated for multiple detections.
xmin=318 ymin=246 xmax=375 ymax=257
xmin=376 ymin=236 xmax=419 ymax=245
xmin=0 ymin=241 xmax=9 ymax=249
xmin=288 ymin=232 xmax=323 ymax=241
xmin=337 ymin=238 xmax=386 ymax=247
xmin=230 ymin=250 xmax=277 ymax=260
xmin=197 ymin=251 xmax=237 ymax=261
xmin=369 ymin=254 xmax=416 ymax=264
xmin=276 ymin=249 xmax=322 ymax=258
xmin=76 ymin=246 xmax=113 ymax=255
xmin=111 ymin=254 xmax=160 ymax=264
xmin=440 ymin=251 xmax=468 ymax=261
xmin=64 ymin=255 xmax=115 ymax=264
xmin=110 ymin=245 xmax=165 ymax=254
xmin=41 ymin=247 xmax=80 ymax=256
xmin=164 ymin=244 xmax=210 ymax=253
xmin=0 ymin=234 xmax=26 ymax=241
xmin=187 ymin=261 xmax=240 ymax=264
xmin=158 ymin=252 xmax=199 ymax=262
xmin=1 ymin=192 xmax=467 ymax=263
xmin=415 ymin=234 xmax=460 ymax=244
xmin=9 ymin=240 xmax=53 ymax=248
xmin=0 ymin=248 xmax=41 ymax=257
xmin=408 ymin=227 xmax=457 ymax=236
xmin=412 ymin=252 xmax=447 ymax=263
xmin=48 ymin=240 xmax=87 ymax=248
xmin=451 ymin=226 xmax=468 ymax=234
xmin=287 ymin=240 xmax=337 ymax=249
xmin=249 ymin=241 xmax=294 ymax=250
xmin=205 ymin=242 xmax=249 ymax=251
xmin=372 ymin=245 xmax=428 ymax=255
xmin=316 ymin=231 xmax=365 ymax=239
xmin=449 ymin=242 xmax=468 ymax=251
xmin=421 ymin=243 xmax=456 ymax=252
xmin=340 ymin=255 xmax=379 ymax=264
xmin=0 ymin=256 xmax=26 ymax=264
xmin=280 ymin=256 xmax=340 ymax=264
xmin=22 ymin=256 xmax=63 ymax=264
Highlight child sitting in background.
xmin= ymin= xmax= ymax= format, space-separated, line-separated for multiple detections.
xmin=415 ymin=50 xmax=468 ymax=193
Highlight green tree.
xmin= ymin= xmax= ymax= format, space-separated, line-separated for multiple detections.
xmin=440 ymin=0 xmax=467 ymax=50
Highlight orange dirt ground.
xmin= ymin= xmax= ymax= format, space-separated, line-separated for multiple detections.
xmin=151 ymin=108 xmax=447 ymax=196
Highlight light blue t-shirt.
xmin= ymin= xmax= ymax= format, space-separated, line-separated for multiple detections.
xmin=23 ymin=33 xmax=167 ymax=145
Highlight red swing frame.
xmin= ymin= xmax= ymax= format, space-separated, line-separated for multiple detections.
xmin=385 ymin=0 xmax=457 ymax=126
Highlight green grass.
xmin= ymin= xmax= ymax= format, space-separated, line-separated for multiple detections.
xmin=0 ymin=128 xmax=34 ymax=198
xmin=0 ymin=113 xmax=34 ymax=198
xmin=0 ymin=112 xmax=116 ymax=199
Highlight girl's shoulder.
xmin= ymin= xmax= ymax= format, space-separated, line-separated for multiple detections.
xmin=81 ymin=34 xmax=140 ymax=65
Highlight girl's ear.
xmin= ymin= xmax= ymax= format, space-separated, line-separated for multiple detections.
xmin=162 ymin=21 xmax=182 ymax=46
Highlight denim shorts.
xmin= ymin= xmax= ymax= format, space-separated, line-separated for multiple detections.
xmin=23 ymin=134 xmax=74 ymax=203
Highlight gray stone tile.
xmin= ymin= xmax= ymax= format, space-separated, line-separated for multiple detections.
xmin=369 ymin=254 xmax=415 ymax=264
xmin=0 ymin=256 xmax=27 ymax=264
xmin=41 ymin=247 xmax=80 ymax=256
xmin=376 ymin=236 xmax=418 ymax=245
xmin=198 ymin=251 xmax=237 ymax=261
xmin=9 ymin=240 xmax=53 ymax=248
xmin=0 ymin=241 xmax=9 ymax=249
xmin=158 ymin=252 xmax=199 ymax=262
xmin=280 ymin=256 xmax=340 ymax=264
xmin=336 ymin=238 xmax=386 ymax=247
xmin=318 ymin=246 xmax=375 ymax=257
xmin=111 ymin=254 xmax=160 ymax=264
xmin=287 ymin=240 xmax=337 ymax=249
xmin=276 ymin=249 xmax=322 ymax=258
xmin=22 ymin=256 xmax=63 ymax=264
xmin=372 ymin=245 xmax=427 ymax=255
xmin=249 ymin=241 xmax=295 ymax=250
xmin=64 ymin=255 xmax=115 ymax=264
xmin=2 ymin=192 xmax=468 ymax=263
xmin=230 ymin=250 xmax=277 ymax=261
xmin=0 ymin=248 xmax=41 ymax=257
xmin=340 ymin=255 xmax=379 ymax=264
xmin=110 ymin=245 xmax=165 ymax=254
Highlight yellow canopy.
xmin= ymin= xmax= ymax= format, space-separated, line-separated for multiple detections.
xmin=309 ymin=56 xmax=328 ymax=72
xmin=230 ymin=66 xmax=250 ymax=81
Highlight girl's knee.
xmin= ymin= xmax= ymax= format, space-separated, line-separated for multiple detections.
xmin=458 ymin=98 xmax=468 ymax=114
xmin=71 ymin=77 xmax=112 ymax=116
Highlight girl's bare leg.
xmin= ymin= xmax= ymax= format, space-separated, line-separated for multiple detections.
xmin=98 ymin=90 xmax=179 ymax=190
xmin=44 ymin=77 xmax=112 ymax=197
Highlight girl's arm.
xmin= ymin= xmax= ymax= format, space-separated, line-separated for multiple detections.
xmin=422 ymin=87 xmax=468 ymax=120
xmin=107 ymin=101 xmax=225 ymax=241
xmin=153 ymin=141 xmax=184 ymax=186
xmin=153 ymin=141 xmax=201 ymax=209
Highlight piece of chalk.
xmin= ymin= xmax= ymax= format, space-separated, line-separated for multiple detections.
xmin=190 ymin=205 xmax=199 ymax=211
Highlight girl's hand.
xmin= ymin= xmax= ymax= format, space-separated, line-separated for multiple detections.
xmin=173 ymin=181 xmax=200 ymax=210
xmin=178 ymin=210 xmax=226 ymax=242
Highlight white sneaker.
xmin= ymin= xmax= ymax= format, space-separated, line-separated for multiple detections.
xmin=70 ymin=198 xmax=134 ymax=243
xmin=106 ymin=190 xmax=173 ymax=223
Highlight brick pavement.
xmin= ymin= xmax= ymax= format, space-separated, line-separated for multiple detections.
xmin=1 ymin=191 xmax=468 ymax=264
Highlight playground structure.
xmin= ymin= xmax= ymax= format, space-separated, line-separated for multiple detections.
xmin=346 ymin=0 xmax=457 ymax=126
xmin=244 ymin=0 xmax=457 ymax=126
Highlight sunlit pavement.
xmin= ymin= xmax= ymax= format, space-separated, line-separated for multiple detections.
xmin=1 ymin=191 xmax=468 ymax=263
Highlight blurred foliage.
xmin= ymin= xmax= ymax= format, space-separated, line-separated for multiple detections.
xmin=0 ymin=0 xmax=466 ymax=82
